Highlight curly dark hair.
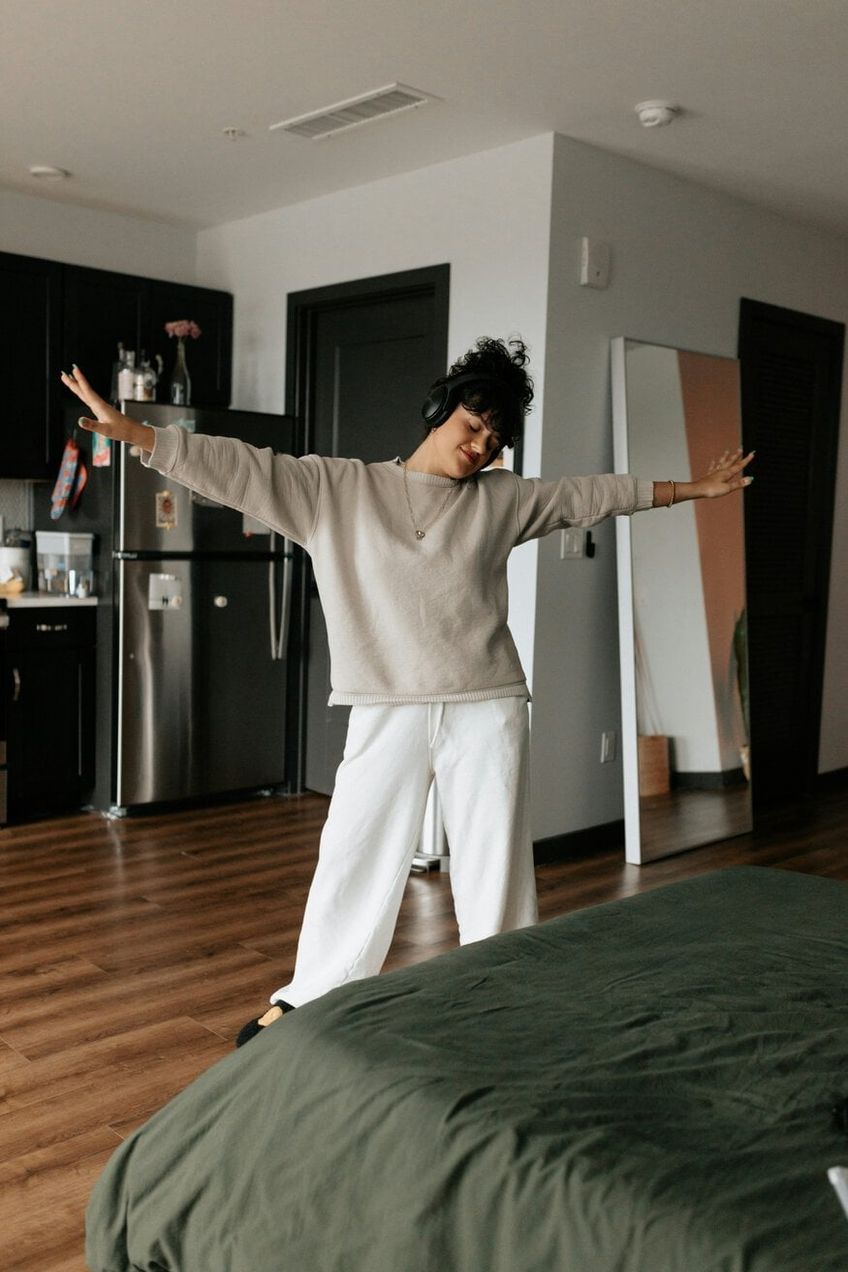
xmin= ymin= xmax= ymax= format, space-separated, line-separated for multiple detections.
xmin=427 ymin=336 xmax=534 ymax=451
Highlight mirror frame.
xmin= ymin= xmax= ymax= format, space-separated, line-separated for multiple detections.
xmin=611 ymin=337 xmax=641 ymax=863
xmin=611 ymin=336 xmax=750 ymax=864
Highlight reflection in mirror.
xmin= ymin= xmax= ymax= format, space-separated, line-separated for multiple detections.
xmin=611 ymin=338 xmax=752 ymax=864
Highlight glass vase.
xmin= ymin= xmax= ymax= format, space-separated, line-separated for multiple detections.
xmin=169 ymin=336 xmax=192 ymax=406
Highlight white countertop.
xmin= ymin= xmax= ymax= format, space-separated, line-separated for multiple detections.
xmin=1 ymin=591 xmax=99 ymax=608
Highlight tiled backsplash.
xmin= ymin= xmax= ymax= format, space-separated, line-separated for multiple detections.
xmin=0 ymin=480 xmax=35 ymax=538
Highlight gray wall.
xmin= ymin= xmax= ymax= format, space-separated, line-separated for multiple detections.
xmin=0 ymin=187 xmax=198 ymax=280
xmin=531 ymin=134 xmax=848 ymax=840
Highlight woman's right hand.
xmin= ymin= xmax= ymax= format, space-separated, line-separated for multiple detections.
xmin=60 ymin=365 xmax=155 ymax=452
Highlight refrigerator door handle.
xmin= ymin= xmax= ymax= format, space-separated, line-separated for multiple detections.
xmin=269 ymin=534 xmax=293 ymax=661
xmin=280 ymin=539 xmax=293 ymax=662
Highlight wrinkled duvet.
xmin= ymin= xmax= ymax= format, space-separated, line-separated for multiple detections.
xmin=86 ymin=867 xmax=848 ymax=1272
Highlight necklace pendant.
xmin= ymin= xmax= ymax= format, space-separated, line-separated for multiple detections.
xmin=415 ymin=529 xmax=426 ymax=540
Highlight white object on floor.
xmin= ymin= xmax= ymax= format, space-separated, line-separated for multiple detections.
xmin=828 ymin=1166 xmax=848 ymax=1220
xmin=412 ymin=779 xmax=449 ymax=873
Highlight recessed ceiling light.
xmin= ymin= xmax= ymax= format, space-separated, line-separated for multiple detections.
xmin=28 ymin=165 xmax=71 ymax=181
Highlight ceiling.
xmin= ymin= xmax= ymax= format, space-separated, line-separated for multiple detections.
xmin=3 ymin=0 xmax=848 ymax=236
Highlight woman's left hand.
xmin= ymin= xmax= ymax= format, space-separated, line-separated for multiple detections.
xmin=60 ymin=365 xmax=154 ymax=451
xmin=693 ymin=447 xmax=755 ymax=498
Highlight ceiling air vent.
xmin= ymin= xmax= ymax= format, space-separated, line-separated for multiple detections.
xmin=269 ymin=83 xmax=435 ymax=140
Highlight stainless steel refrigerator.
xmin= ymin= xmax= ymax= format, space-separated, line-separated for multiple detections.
xmin=51 ymin=402 xmax=299 ymax=815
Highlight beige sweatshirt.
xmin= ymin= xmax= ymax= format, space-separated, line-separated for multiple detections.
xmin=143 ymin=426 xmax=654 ymax=704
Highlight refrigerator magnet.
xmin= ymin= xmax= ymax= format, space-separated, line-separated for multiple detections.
xmin=92 ymin=433 xmax=112 ymax=467
xmin=155 ymin=490 xmax=177 ymax=530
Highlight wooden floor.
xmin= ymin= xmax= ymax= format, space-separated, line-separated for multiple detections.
xmin=1 ymin=786 xmax=847 ymax=1271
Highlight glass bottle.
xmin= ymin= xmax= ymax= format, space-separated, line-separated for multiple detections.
xmin=117 ymin=351 xmax=136 ymax=402
xmin=169 ymin=337 xmax=191 ymax=406
xmin=134 ymin=352 xmax=158 ymax=402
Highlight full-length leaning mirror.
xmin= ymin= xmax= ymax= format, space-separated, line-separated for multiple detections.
xmin=611 ymin=338 xmax=752 ymax=864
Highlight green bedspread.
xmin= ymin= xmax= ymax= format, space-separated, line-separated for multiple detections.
xmin=86 ymin=867 xmax=848 ymax=1271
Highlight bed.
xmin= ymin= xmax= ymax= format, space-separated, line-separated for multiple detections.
xmin=86 ymin=866 xmax=848 ymax=1271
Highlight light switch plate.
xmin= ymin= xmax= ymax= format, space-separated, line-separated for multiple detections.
xmin=580 ymin=237 xmax=611 ymax=289
xmin=561 ymin=527 xmax=586 ymax=558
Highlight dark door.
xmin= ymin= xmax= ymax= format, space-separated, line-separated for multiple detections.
xmin=287 ymin=266 xmax=449 ymax=794
xmin=738 ymin=298 xmax=844 ymax=809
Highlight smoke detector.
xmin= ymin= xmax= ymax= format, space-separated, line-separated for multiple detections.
xmin=270 ymin=83 xmax=436 ymax=140
xmin=634 ymin=100 xmax=680 ymax=128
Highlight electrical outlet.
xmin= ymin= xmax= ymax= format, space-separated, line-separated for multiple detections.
xmin=600 ymin=731 xmax=617 ymax=763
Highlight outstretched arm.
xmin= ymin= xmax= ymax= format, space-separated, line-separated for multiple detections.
xmin=652 ymin=448 xmax=754 ymax=508
xmin=61 ymin=365 xmax=322 ymax=546
xmin=60 ymin=365 xmax=154 ymax=451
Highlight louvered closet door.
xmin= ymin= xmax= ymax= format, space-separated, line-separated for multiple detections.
xmin=738 ymin=299 xmax=844 ymax=808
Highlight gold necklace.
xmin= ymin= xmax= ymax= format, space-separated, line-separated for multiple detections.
xmin=401 ymin=462 xmax=460 ymax=540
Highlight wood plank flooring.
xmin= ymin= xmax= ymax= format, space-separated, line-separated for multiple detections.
xmin=1 ymin=786 xmax=847 ymax=1270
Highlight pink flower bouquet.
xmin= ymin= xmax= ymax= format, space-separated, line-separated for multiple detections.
xmin=164 ymin=320 xmax=202 ymax=339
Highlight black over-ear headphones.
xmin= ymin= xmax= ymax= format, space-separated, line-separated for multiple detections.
xmin=421 ymin=372 xmax=509 ymax=430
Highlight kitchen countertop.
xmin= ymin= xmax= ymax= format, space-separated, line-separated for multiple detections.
xmin=0 ymin=591 xmax=99 ymax=608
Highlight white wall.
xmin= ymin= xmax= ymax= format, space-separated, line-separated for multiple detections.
xmin=531 ymin=133 xmax=848 ymax=841
xmin=196 ymin=134 xmax=555 ymax=690
xmin=0 ymin=187 xmax=197 ymax=282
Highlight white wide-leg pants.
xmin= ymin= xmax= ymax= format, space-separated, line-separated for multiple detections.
xmin=271 ymin=697 xmax=538 ymax=1007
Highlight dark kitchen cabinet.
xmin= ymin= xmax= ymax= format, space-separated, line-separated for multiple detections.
xmin=147 ymin=281 xmax=233 ymax=407
xmin=0 ymin=251 xmax=63 ymax=478
xmin=5 ymin=606 xmax=96 ymax=822
xmin=62 ymin=266 xmax=146 ymax=404
xmin=62 ymin=264 xmax=232 ymax=410
xmin=0 ymin=252 xmax=233 ymax=480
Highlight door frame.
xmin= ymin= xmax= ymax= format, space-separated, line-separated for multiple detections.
xmin=283 ymin=264 xmax=451 ymax=792
xmin=738 ymin=296 xmax=844 ymax=806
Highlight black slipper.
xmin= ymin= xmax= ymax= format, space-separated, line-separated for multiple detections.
xmin=235 ymin=1000 xmax=295 ymax=1048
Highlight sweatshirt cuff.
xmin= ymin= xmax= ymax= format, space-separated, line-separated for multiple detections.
xmin=634 ymin=477 xmax=655 ymax=510
xmin=141 ymin=424 xmax=181 ymax=474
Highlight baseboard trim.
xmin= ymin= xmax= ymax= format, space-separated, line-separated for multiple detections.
xmin=673 ymin=768 xmax=746 ymax=791
xmin=534 ymin=818 xmax=625 ymax=866
xmin=816 ymin=766 xmax=848 ymax=792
